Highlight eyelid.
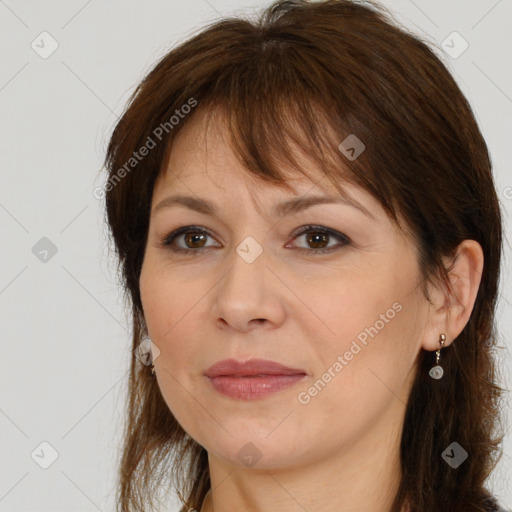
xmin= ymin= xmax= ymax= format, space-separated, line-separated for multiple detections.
xmin=160 ymin=224 xmax=351 ymax=255
xmin=159 ymin=225 xmax=220 ymax=249
xmin=289 ymin=224 xmax=350 ymax=244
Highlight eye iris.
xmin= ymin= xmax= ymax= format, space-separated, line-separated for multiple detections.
xmin=185 ymin=231 xmax=207 ymax=248
xmin=176 ymin=229 xmax=334 ymax=251
xmin=307 ymin=232 xmax=328 ymax=249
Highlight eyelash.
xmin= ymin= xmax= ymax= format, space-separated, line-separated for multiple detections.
xmin=159 ymin=224 xmax=351 ymax=256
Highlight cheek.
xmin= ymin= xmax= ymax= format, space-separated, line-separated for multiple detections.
xmin=139 ymin=268 xmax=208 ymax=432
xmin=139 ymin=260 xmax=225 ymax=376
xmin=140 ymin=262 xmax=192 ymax=339
xmin=296 ymin=268 xmax=419 ymax=406
xmin=293 ymin=302 xmax=417 ymax=449
xmin=300 ymin=271 xmax=403 ymax=354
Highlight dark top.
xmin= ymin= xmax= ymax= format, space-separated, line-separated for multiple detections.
xmin=179 ymin=494 xmax=510 ymax=511
xmin=485 ymin=494 xmax=510 ymax=512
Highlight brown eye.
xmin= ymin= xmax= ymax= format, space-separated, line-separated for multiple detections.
xmin=161 ymin=224 xmax=350 ymax=256
xmin=183 ymin=231 xmax=207 ymax=249
xmin=305 ymin=231 xmax=329 ymax=249
xmin=161 ymin=226 xmax=218 ymax=254
xmin=289 ymin=225 xmax=351 ymax=255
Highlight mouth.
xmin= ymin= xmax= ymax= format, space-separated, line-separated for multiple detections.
xmin=204 ymin=358 xmax=307 ymax=400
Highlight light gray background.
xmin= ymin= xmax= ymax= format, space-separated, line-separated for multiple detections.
xmin=0 ymin=0 xmax=511 ymax=511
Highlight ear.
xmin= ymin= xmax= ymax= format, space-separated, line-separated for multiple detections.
xmin=421 ymin=240 xmax=484 ymax=351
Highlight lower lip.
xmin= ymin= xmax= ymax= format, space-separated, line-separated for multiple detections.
xmin=207 ymin=374 xmax=306 ymax=400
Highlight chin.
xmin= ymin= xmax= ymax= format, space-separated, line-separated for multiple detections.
xmin=197 ymin=428 xmax=318 ymax=471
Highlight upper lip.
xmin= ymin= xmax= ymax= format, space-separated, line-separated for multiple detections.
xmin=204 ymin=358 xmax=306 ymax=377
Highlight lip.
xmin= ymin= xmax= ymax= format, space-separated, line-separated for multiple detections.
xmin=204 ymin=358 xmax=306 ymax=377
xmin=204 ymin=358 xmax=307 ymax=400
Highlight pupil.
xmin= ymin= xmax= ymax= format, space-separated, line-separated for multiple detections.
xmin=186 ymin=232 xmax=206 ymax=248
xmin=308 ymin=232 xmax=328 ymax=249
xmin=183 ymin=231 xmax=329 ymax=250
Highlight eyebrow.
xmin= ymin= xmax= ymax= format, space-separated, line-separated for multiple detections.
xmin=152 ymin=193 xmax=374 ymax=219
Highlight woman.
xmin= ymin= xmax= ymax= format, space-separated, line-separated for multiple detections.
xmin=103 ymin=1 xmax=508 ymax=510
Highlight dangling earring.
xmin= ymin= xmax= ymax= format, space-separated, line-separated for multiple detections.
xmin=429 ymin=333 xmax=446 ymax=379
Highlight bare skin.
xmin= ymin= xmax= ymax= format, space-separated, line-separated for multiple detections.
xmin=139 ymin=110 xmax=484 ymax=512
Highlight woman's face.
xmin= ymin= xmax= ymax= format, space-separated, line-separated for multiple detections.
xmin=139 ymin=110 xmax=430 ymax=470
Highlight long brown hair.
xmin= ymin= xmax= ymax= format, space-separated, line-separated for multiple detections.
xmin=102 ymin=1 xmax=506 ymax=510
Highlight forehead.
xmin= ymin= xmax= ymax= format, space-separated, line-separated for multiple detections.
xmin=156 ymin=106 xmax=349 ymax=198
xmin=151 ymin=119 xmax=382 ymax=227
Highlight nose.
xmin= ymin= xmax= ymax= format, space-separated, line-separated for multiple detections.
xmin=211 ymin=244 xmax=287 ymax=333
